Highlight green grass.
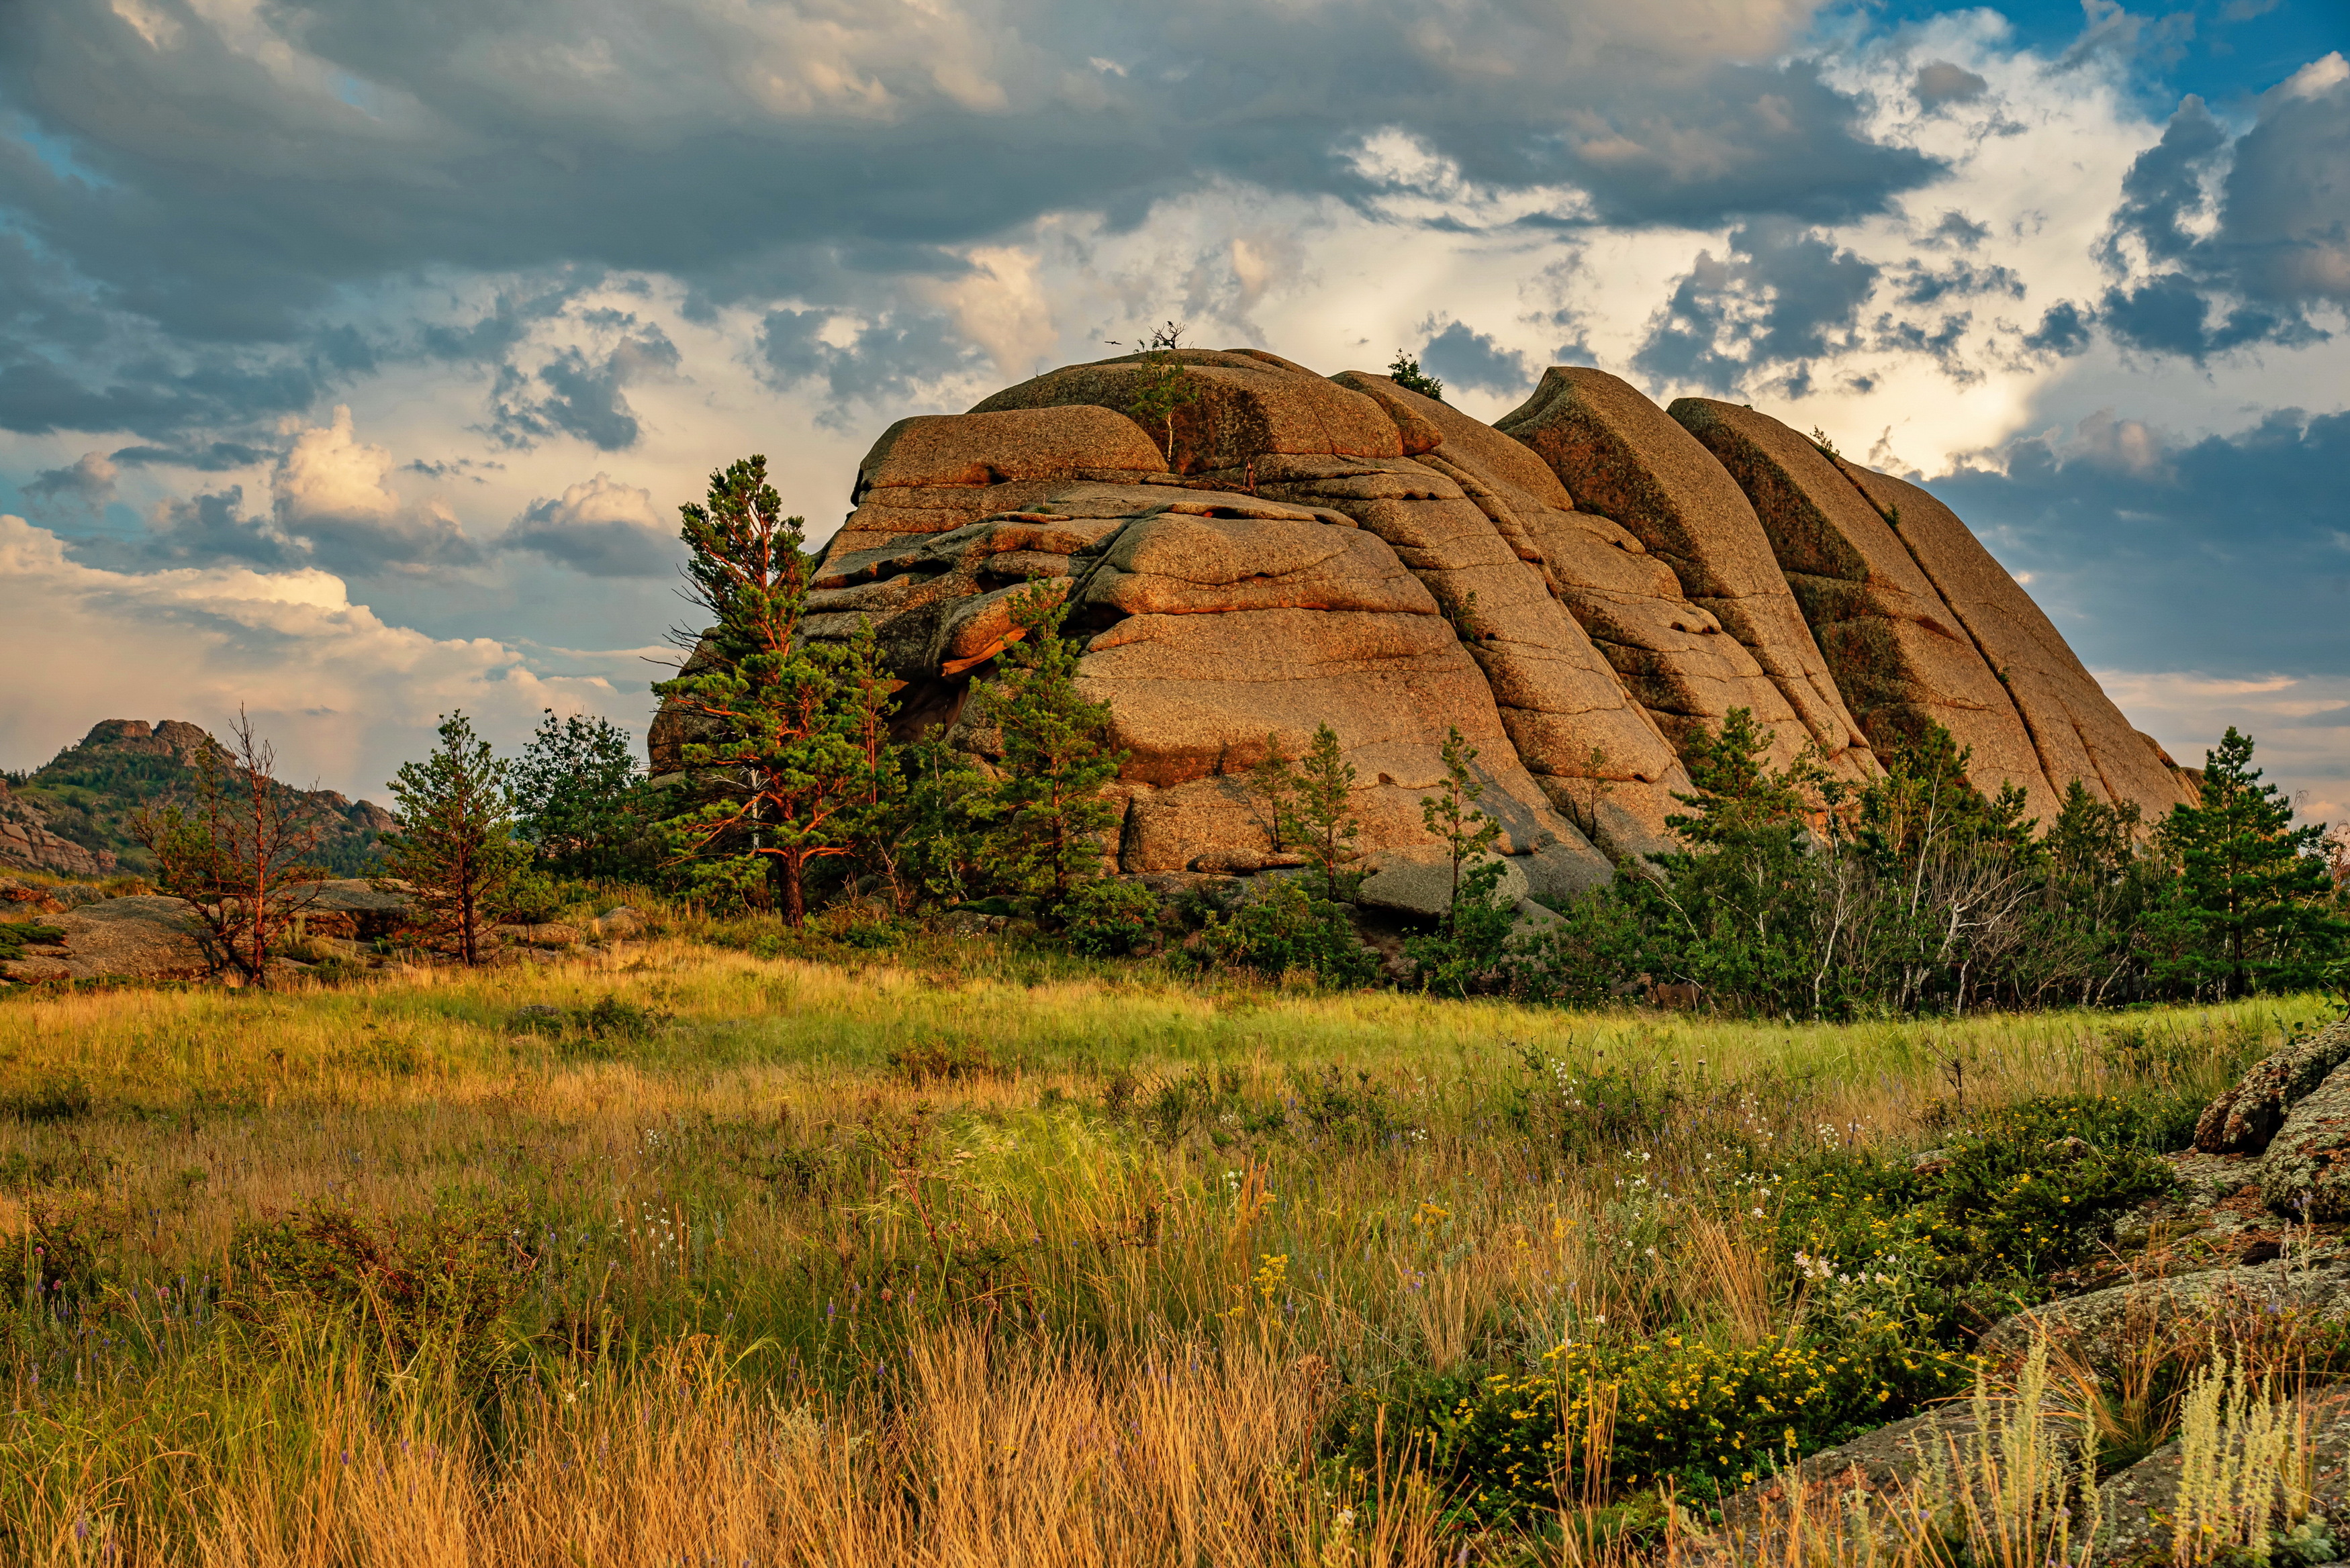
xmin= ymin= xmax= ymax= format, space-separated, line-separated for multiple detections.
xmin=0 ymin=935 xmax=2332 ymax=1564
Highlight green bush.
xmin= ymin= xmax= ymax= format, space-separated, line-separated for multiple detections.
xmin=1766 ymin=1093 xmax=2181 ymax=1333
xmin=1056 ymin=877 xmax=1163 ymax=956
xmin=1403 ymin=857 xmax=1517 ymax=997
xmin=1380 ymin=1314 xmax=1970 ymax=1519
xmin=224 ymin=1200 xmax=539 ymax=1394
xmin=0 ymin=922 xmax=66 ymax=964
xmin=1508 ymin=892 xmax=1646 ymax=1006
xmin=1192 ymin=877 xmax=1378 ymax=987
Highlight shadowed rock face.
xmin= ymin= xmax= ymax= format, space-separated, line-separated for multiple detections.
xmin=655 ymin=349 xmax=2183 ymax=885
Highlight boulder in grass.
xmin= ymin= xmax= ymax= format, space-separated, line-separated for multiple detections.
xmin=2263 ymin=1059 xmax=2350 ymax=1222
xmin=1977 ymin=1257 xmax=2350 ymax=1379
xmin=651 ymin=348 xmax=2186 ymax=898
xmin=2196 ymin=1018 xmax=2350 ymax=1155
xmin=1354 ymin=849 xmax=1532 ymax=920
xmin=0 ymin=895 xmax=213 ymax=983
xmin=592 ymin=906 xmax=646 ymax=938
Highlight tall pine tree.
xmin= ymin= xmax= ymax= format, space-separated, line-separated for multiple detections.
xmin=655 ymin=456 xmax=864 ymax=924
xmin=2158 ymin=727 xmax=2347 ymax=997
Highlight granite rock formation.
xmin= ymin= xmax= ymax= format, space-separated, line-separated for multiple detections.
xmin=656 ymin=350 xmax=2190 ymax=891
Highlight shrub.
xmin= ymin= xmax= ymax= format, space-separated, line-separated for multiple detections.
xmin=224 ymin=1200 xmax=538 ymax=1394
xmin=1508 ymin=892 xmax=1646 ymax=1006
xmin=1766 ymin=1093 xmax=2181 ymax=1334
xmin=1057 ymin=877 xmax=1163 ymax=956
xmin=1193 ymin=877 xmax=1378 ymax=987
xmin=0 ymin=922 xmax=66 ymax=965
xmin=1391 ymin=1314 xmax=1970 ymax=1519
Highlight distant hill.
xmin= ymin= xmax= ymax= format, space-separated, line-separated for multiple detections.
xmin=0 ymin=720 xmax=393 ymax=879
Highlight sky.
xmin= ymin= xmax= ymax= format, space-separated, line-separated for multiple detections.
xmin=1 ymin=0 xmax=2345 ymax=818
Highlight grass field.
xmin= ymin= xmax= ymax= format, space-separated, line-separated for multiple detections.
xmin=1 ymin=934 xmax=2333 ymax=1565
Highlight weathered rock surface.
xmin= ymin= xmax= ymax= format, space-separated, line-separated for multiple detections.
xmin=1498 ymin=367 xmax=1875 ymax=783
xmin=2198 ymin=1020 xmax=2350 ymax=1155
xmin=656 ymin=348 xmax=2183 ymax=899
xmin=0 ymin=894 xmax=213 ymax=983
xmin=1669 ymin=398 xmax=2063 ymax=822
xmin=1356 ymin=849 xmax=1534 ymax=920
xmin=1979 ymin=1256 xmax=2350 ymax=1375
xmin=829 ymin=405 xmax=1172 ymax=558
xmin=1829 ymin=458 xmax=2189 ymax=822
xmin=0 ymin=780 xmax=116 ymax=878
xmin=2264 ymin=1059 xmax=2350 ymax=1221
xmin=2099 ymin=1396 xmax=2350 ymax=1565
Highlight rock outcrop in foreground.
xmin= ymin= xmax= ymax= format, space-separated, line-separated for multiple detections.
xmin=660 ymin=350 xmax=2194 ymax=889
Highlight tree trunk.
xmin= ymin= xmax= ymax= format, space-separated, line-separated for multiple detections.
xmin=782 ymin=854 xmax=807 ymax=926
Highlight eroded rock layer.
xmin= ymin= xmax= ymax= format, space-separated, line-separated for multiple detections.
xmin=663 ymin=349 xmax=2183 ymax=888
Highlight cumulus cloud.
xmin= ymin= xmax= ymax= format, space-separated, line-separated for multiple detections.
xmin=0 ymin=512 xmax=641 ymax=797
xmin=271 ymin=405 xmax=479 ymax=573
xmin=1633 ymin=220 xmax=1880 ymax=395
xmin=488 ymin=323 xmax=682 ymax=450
xmin=21 ymin=450 xmax=117 ymax=520
xmin=500 ymin=473 xmax=675 ymax=578
xmin=2094 ymin=62 xmax=2350 ymax=358
xmin=758 ymin=307 xmax=989 ymax=416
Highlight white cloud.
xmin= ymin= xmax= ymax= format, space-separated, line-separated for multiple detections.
xmin=0 ymin=513 xmax=648 ymax=798
xmin=921 ymin=246 xmax=1060 ymax=379
xmin=269 ymin=405 xmax=480 ymax=573
xmin=500 ymin=471 xmax=675 ymax=577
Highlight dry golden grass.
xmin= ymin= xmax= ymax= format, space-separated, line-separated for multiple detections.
xmin=1 ymin=942 xmax=2333 ymax=1565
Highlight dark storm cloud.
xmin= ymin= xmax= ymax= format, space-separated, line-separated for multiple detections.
xmin=487 ymin=326 xmax=681 ymax=451
xmin=759 ymin=308 xmax=988 ymax=416
xmin=1929 ymin=407 xmax=2350 ymax=677
xmin=0 ymin=0 xmax=1944 ymax=447
xmin=1632 ymin=219 xmax=1880 ymax=395
xmin=68 ymin=483 xmax=294 ymax=571
xmin=2097 ymin=70 xmax=2350 ymax=358
xmin=1417 ymin=320 xmax=1530 ymax=396
xmin=1914 ymin=60 xmax=1988 ymax=109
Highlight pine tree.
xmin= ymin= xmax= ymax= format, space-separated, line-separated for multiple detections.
xmin=1666 ymin=707 xmax=1819 ymax=846
xmin=511 ymin=709 xmax=656 ymax=879
xmin=1248 ymin=733 xmax=1300 ymax=854
xmin=1121 ymin=322 xmax=1201 ymax=463
xmin=2159 ymin=727 xmax=2347 ymax=997
xmin=1421 ymin=727 xmax=1503 ymax=935
xmin=379 ymin=712 xmax=527 ymax=967
xmin=962 ymin=583 xmax=1126 ymax=916
xmin=1387 ymin=350 xmax=1444 ymax=402
xmin=1284 ymin=723 xmax=1363 ymax=901
xmin=654 ymin=455 xmax=865 ymax=924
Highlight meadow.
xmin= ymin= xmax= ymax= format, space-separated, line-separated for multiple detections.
xmin=1 ymin=928 xmax=2333 ymax=1566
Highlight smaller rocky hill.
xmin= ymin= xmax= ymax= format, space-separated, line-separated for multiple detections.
xmin=0 ymin=720 xmax=393 ymax=879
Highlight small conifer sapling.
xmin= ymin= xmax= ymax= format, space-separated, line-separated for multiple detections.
xmin=379 ymin=712 xmax=528 ymax=967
